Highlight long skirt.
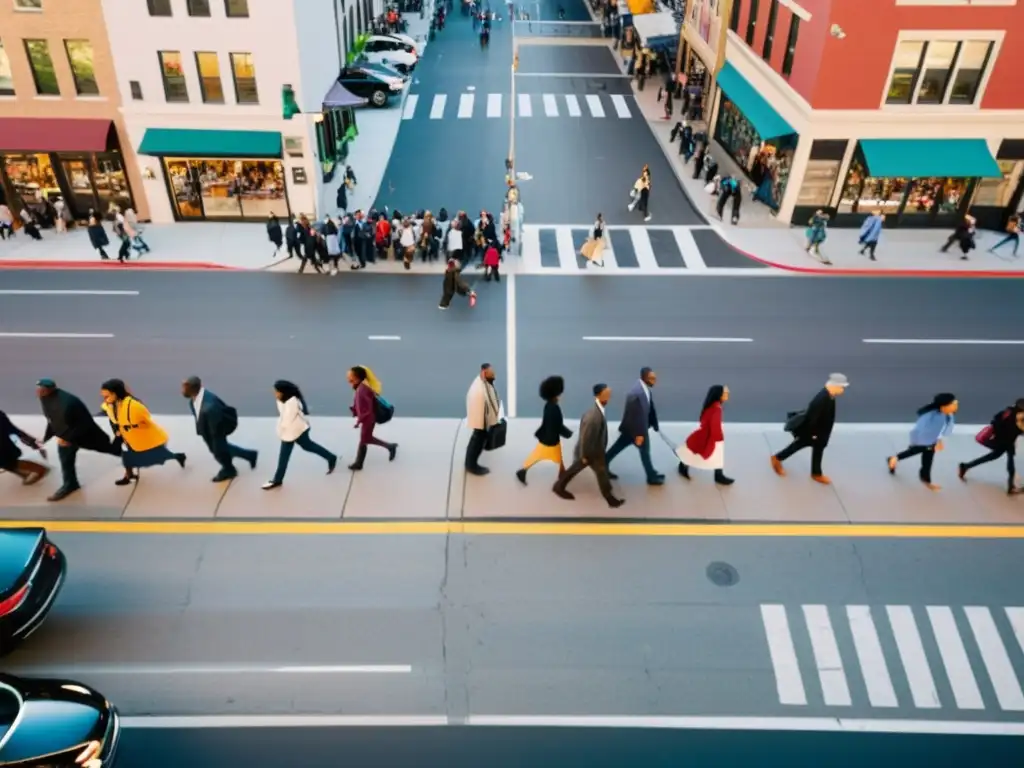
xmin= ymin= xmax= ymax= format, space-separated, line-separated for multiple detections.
xmin=676 ymin=441 xmax=725 ymax=470
xmin=122 ymin=443 xmax=178 ymax=469
xmin=523 ymin=442 xmax=563 ymax=469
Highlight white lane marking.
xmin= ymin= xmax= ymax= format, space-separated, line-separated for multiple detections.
xmin=0 ymin=332 xmax=113 ymax=338
xmin=965 ymin=606 xmax=1024 ymax=711
xmin=564 ymin=94 xmax=581 ymax=116
xmin=864 ymin=339 xmax=1024 ymax=345
xmin=803 ymin=605 xmax=851 ymax=707
xmin=887 ymin=605 xmax=940 ymax=708
xmin=457 ymin=93 xmax=474 ymax=119
xmin=629 ymin=227 xmax=658 ymax=269
xmin=429 ymin=94 xmax=446 ymax=119
xmin=368 ymin=335 xmax=401 ymax=341
xmin=487 ymin=93 xmax=502 ymax=117
xmin=464 ymin=716 xmax=1024 ymax=735
xmin=1007 ymin=607 xmax=1024 ymax=657
xmin=542 ymin=93 xmax=559 ymax=116
xmin=124 ymin=715 xmax=447 ymax=729
xmin=555 ymin=228 xmax=576 ymax=270
xmin=15 ymin=664 xmax=412 ymax=675
xmin=520 ymin=224 xmax=542 ymax=271
xmin=760 ymin=604 xmax=807 ymax=705
xmin=585 ymin=94 xmax=605 ymax=117
xmin=610 ymin=94 xmax=631 ymax=118
xmin=506 ymin=274 xmax=517 ymax=418
xmin=0 ymin=290 xmax=139 ymax=295
xmin=847 ymin=605 xmax=898 ymax=708
xmin=582 ymin=336 xmax=753 ymax=343
xmin=927 ymin=605 xmax=984 ymax=710
xmin=518 ymin=93 xmax=532 ymax=117
xmin=402 ymin=94 xmax=419 ymax=120
xmin=672 ymin=229 xmax=706 ymax=270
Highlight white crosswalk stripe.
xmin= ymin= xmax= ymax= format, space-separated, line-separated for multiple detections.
xmin=487 ymin=92 xmax=502 ymax=118
xmin=564 ymin=93 xmax=582 ymax=116
xmin=760 ymin=604 xmax=1024 ymax=712
xmin=403 ymin=92 xmax=634 ymax=120
xmin=429 ymin=94 xmax=446 ymax=120
xmin=610 ymin=94 xmax=631 ymax=118
xmin=585 ymin=94 xmax=605 ymax=117
xmin=457 ymin=93 xmax=474 ymax=119
xmin=401 ymin=94 xmax=419 ymax=120
xmin=543 ymin=93 xmax=559 ymax=116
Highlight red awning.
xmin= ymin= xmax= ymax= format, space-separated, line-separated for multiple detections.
xmin=0 ymin=118 xmax=113 ymax=153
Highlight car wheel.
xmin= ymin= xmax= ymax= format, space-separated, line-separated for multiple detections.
xmin=371 ymin=89 xmax=388 ymax=107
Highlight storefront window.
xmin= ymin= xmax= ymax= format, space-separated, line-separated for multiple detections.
xmin=92 ymin=154 xmax=133 ymax=214
xmin=796 ymin=160 xmax=841 ymax=207
xmin=164 ymin=159 xmax=204 ymax=219
xmin=3 ymin=154 xmax=60 ymax=207
xmin=60 ymin=158 xmax=97 ymax=217
xmin=715 ymin=94 xmax=762 ymax=172
xmin=838 ymin=155 xmax=907 ymax=214
xmin=973 ymin=160 xmax=1023 ymax=207
xmin=903 ymin=177 xmax=967 ymax=216
xmin=163 ymin=157 xmax=287 ymax=220
xmin=238 ymin=160 xmax=285 ymax=217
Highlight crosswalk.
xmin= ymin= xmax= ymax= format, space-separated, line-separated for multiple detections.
xmin=761 ymin=604 xmax=1024 ymax=713
xmin=402 ymin=92 xmax=635 ymax=121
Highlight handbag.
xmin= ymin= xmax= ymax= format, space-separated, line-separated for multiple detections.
xmin=484 ymin=399 xmax=506 ymax=451
xmin=374 ymin=395 xmax=395 ymax=425
xmin=784 ymin=410 xmax=806 ymax=433
xmin=975 ymin=424 xmax=995 ymax=447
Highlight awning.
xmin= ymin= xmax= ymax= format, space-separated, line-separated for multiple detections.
xmin=716 ymin=62 xmax=795 ymax=140
xmin=860 ymin=138 xmax=1002 ymax=179
xmin=323 ymin=80 xmax=367 ymax=109
xmin=631 ymin=11 xmax=677 ymax=49
xmin=0 ymin=118 xmax=113 ymax=153
xmin=137 ymin=128 xmax=282 ymax=158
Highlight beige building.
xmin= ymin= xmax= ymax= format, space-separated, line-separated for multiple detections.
xmin=0 ymin=0 xmax=149 ymax=223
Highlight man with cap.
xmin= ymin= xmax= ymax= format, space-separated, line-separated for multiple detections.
xmin=553 ymin=383 xmax=624 ymax=508
xmin=36 ymin=378 xmax=120 ymax=501
xmin=181 ymin=376 xmax=258 ymax=482
xmin=605 ymin=366 xmax=664 ymax=485
xmin=771 ymin=373 xmax=849 ymax=484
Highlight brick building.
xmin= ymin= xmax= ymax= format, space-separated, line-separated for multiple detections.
xmin=680 ymin=0 xmax=1024 ymax=229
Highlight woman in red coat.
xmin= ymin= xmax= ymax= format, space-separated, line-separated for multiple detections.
xmin=677 ymin=385 xmax=733 ymax=485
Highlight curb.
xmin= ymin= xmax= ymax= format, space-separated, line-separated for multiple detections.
xmin=0 ymin=260 xmax=240 ymax=271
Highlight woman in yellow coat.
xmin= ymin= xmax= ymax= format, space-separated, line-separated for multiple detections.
xmin=101 ymin=378 xmax=186 ymax=486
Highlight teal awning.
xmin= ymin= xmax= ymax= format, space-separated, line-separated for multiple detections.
xmin=859 ymin=138 xmax=1002 ymax=179
xmin=138 ymin=128 xmax=282 ymax=158
xmin=717 ymin=61 xmax=795 ymax=140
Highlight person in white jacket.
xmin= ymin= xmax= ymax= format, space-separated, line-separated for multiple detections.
xmin=262 ymin=380 xmax=337 ymax=490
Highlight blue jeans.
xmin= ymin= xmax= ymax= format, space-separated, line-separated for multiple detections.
xmin=272 ymin=430 xmax=336 ymax=483
xmin=605 ymin=431 xmax=658 ymax=481
xmin=991 ymin=233 xmax=1019 ymax=255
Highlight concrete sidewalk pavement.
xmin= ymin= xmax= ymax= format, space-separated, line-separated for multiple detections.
xmin=2 ymin=415 xmax=1019 ymax=523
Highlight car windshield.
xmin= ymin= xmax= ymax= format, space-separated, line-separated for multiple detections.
xmin=0 ymin=688 xmax=20 ymax=745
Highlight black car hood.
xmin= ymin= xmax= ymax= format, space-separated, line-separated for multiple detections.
xmin=0 ymin=676 xmax=109 ymax=764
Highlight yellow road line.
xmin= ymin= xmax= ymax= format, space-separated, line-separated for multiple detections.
xmin=0 ymin=520 xmax=1022 ymax=538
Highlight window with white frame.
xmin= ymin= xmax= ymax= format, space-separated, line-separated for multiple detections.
xmin=885 ymin=38 xmax=995 ymax=106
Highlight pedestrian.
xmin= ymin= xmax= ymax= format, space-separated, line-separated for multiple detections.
xmin=267 ymin=214 xmax=283 ymax=257
xmin=0 ymin=409 xmax=48 ymax=486
xmin=552 ymin=383 xmax=624 ymax=508
xmin=959 ymin=398 xmax=1024 ymax=495
xmin=676 ymin=384 xmax=733 ymax=485
xmin=347 ymin=366 xmax=398 ymax=470
xmin=858 ymin=210 xmax=884 ymax=260
xmin=420 ymin=211 xmax=438 ymax=262
xmin=86 ymin=215 xmax=110 ymax=260
xmin=989 ymin=213 xmax=1020 ymax=257
xmin=262 ymin=380 xmax=337 ymax=489
xmin=113 ymin=216 xmax=132 ymax=262
xmin=445 ymin=218 xmax=463 ymax=264
xmin=100 ymin=378 xmax=186 ymax=487
xmin=605 ymin=367 xmax=663 ymax=485
xmin=516 ymin=375 xmax=572 ymax=485
xmin=298 ymin=216 xmax=324 ymax=273
xmin=37 ymin=378 xmax=120 ymax=501
xmin=940 ymin=214 xmax=976 ymax=260
xmin=771 ymin=373 xmax=849 ymax=485
xmin=715 ymin=176 xmax=735 ymax=220
xmin=465 ymin=363 xmax=503 ymax=476
xmin=399 ymin=218 xmax=416 ymax=270
xmin=0 ymin=203 xmax=14 ymax=239
xmin=805 ymin=209 xmax=829 ymax=263
xmin=119 ymin=207 xmax=150 ymax=254
xmin=629 ymin=169 xmax=651 ymax=222
xmin=19 ymin=207 xmax=42 ymax=240
xmin=345 ymin=165 xmax=357 ymax=189
xmin=181 ymin=376 xmax=258 ymax=483
xmin=285 ymin=215 xmax=300 ymax=259
xmin=53 ymin=196 xmax=68 ymax=233
xmin=483 ymin=239 xmax=501 ymax=281
xmin=580 ymin=213 xmax=606 ymax=267
xmin=439 ymin=258 xmax=475 ymax=309
xmin=336 ymin=179 xmax=348 ymax=213
xmin=887 ymin=393 xmax=957 ymax=491
xmin=324 ymin=216 xmax=343 ymax=273
xmin=730 ymin=181 xmax=743 ymax=224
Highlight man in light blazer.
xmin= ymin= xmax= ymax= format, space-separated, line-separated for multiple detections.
xmin=605 ymin=366 xmax=664 ymax=485
xmin=553 ymin=383 xmax=624 ymax=508
xmin=182 ymin=376 xmax=258 ymax=482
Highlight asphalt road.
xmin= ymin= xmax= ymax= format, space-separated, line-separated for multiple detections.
xmin=7 ymin=532 xmax=1024 ymax=721
xmin=116 ymin=725 xmax=1024 ymax=768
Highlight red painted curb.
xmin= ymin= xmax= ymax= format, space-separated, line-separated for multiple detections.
xmin=0 ymin=261 xmax=238 ymax=271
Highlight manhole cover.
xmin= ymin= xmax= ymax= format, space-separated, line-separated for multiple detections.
xmin=706 ymin=561 xmax=739 ymax=587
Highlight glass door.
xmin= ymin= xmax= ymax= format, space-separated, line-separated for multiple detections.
xmin=93 ymin=154 xmax=133 ymax=216
xmin=60 ymin=158 xmax=99 ymax=219
xmin=164 ymin=159 xmax=205 ymax=219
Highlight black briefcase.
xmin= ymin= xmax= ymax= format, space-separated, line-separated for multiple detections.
xmin=484 ymin=420 xmax=507 ymax=451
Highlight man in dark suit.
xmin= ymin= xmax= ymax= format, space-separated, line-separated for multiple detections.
xmin=605 ymin=366 xmax=664 ymax=485
xmin=771 ymin=373 xmax=848 ymax=485
xmin=181 ymin=376 xmax=258 ymax=482
xmin=553 ymin=383 xmax=624 ymax=508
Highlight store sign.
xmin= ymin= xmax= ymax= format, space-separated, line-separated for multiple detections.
xmin=284 ymin=136 xmax=304 ymax=157
xmin=291 ymin=167 xmax=308 ymax=185
xmin=689 ymin=0 xmax=723 ymax=55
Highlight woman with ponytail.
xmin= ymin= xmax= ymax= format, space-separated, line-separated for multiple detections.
xmin=262 ymin=379 xmax=337 ymax=490
xmin=887 ymin=393 xmax=957 ymax=490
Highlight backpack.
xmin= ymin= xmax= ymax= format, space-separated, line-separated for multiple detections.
xmin=374 ymin=395 xmax=394 ymax=425
xmin=221 ymin=404 xmax=239 ymax=435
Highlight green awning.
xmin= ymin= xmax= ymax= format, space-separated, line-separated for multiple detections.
xmin=859 ymin=138 xmax=1002 ymax=179
xmin=138 ymin=128 xmax=282 ymax=158
xmin=717 ymin=61 xmax=795 ymax=140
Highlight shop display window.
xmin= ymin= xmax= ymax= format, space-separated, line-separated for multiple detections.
xmin=3 ymin=154 xmax=60 ymax=207
xmin=796 ymin=160 xmax=841 ymax=207
xmin=973 ymin=160 xmax=1022 ymax=207
xmin=165 ymin=159 xmax=204 ymax=219
xmin=92 ymin=154 xmax=133 ymax=215
xmin=238 ymin=160 xmax=286 ymax=217
xmin=60 ymin=158 xmax=97 ymax=217
xmin=163 ymin=157 xmax=287 ymax=220
xmin=903 ymin=177 xmax=968 ymax=216
xmin=714 ymin=95 xmax=761 ymax=172
xmin=838 ymin=155 xmax=907 ymax=214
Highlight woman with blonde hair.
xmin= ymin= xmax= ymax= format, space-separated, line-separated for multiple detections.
xmin=516 ymin=376 xmax=572 ymax=485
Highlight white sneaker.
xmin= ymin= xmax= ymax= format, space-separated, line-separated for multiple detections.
xmin=644 ymin=214 xmax=651 ymax=222
xmin=627 ymin=203 xmax=635 ymax=212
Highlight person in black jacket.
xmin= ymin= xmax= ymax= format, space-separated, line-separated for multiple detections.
xmin=266 ymin=214 xmax=283 ymax=257
xmin=771 ymin=373 xmax=848 ymax=484
xmin=0 ymin=409 xmax=48 ymax=486
xmin=284 ymin=215 xmax=300 ymax=259
xmin=37 ymin=378 xmax=120 ymax=501
xmin=959 ymin=399 xmax=1024 ymax=494
xmin=181 ymin=376 xmax=258 ymax=482
xmin=516 ymin=376 xmax=573 ymax=485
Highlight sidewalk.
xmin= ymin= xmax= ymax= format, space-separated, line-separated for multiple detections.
xmin=2 ymin=415 xmax=1020 ymax=524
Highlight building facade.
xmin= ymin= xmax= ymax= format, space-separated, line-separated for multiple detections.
xmin=681 ymin=0 xmax=1024 ymax=228
xmin=0 ymin=0 xmax=147 ymax=224
xmin=100 ymin=0 xmax=378 ymax=224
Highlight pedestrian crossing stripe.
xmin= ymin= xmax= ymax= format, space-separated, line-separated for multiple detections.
xmin=402 ymin=92 xmax=635 ymax=121
xmin=761 ymin=604 xmax=1024 ymax=712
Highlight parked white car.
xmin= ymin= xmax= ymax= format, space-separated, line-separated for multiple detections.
xmin=361 ymin=35 xmax=418 ymax=73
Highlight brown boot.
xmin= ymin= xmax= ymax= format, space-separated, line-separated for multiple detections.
xmin=770 ymin=456 xmax=786 ymax=476
xmin=811 ymin=474 xmax=832 ymax=485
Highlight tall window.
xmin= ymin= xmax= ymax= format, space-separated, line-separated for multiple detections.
xmin=24 ymin=39 xmax=59 ymax=95
xmin=745 ymin=0 xmax=759 ymax=45
xmin=148 ymin=0 xmax=172 ymax=15
xmin=158 ymin=50 xmax=188 ymax=102
xmin=729 ymin=0 xmax=742 ymax=32
xmin=195 ymin=52 xmax=224 ymax=103
xmin=64 ymin=40 xmax=99 ymax=96
xmin=225 ymin=0 xmax=249 ymax=17
xmin=13 ymin=0 xmax=43 ymax=8
xmin=781 ymin=15 xmax=799 ymax=76
xmin=885 ymin=39 xmax=995 ymax=106
xmin=0 ymin=41 xmax=14 ymax=95
xmin=229 ymin=52 xmax=258 ymax=103
xmin=187 ymin=0 xmax=211 ymax=15
xmin=761 ymin=0 xmax=779 ymax=61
